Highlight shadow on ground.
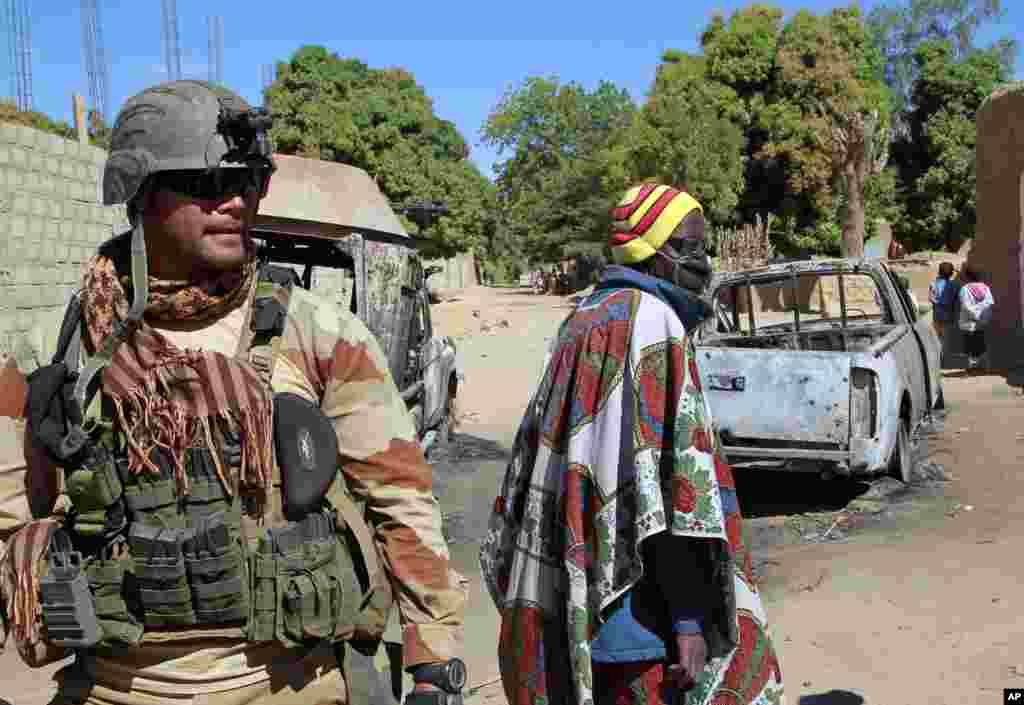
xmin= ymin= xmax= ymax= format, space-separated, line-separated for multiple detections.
xmin=734 ymin=470 xmax=873 ymax=519
xmin=430 ymin=432 xmax=513 ymax=547
xmin=430 ymin=432 xmax=511 ymax=466
xmin=798 ymin=691 xmax=865 ymax=705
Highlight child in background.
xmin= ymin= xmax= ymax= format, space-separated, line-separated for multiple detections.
xmin=929 ymin=262 xmax=956 ymax=343
xmin=958 ymin=267 xmax=995 ymax=369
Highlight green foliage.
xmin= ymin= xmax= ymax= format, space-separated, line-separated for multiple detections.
xmin=705 ymin=5 xmax=891 ymax=256
xmin=868 ymin=0 xmax=1016 ymax=113
xmin=481 ymin=76 xmax=636 ymax=263
xmin=265 ymin=45 xmax=493 ymax=259
xmin=0 ymin=102 xmax=113 ymax=150
xmin=890 ymin=39 xmax=1010 ymax=250
xmin=620 ymin=52 xmax=747 ymax=225
xmin=702 ymin=5 xmax=784 ymax=102
xmin=480 ymin=5 xmax=898 ymax=263
xmin=0 ymin=101 xmax=76 ymax=140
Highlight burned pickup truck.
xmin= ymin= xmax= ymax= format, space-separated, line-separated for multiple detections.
xmin=695 ymin=259 xmax=942 ymax=481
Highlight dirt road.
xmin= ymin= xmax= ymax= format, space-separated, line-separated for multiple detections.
xmin=2 ymin=285 xmax=1020 ymax=705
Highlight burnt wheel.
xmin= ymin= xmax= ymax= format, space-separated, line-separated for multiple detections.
xmin=888 ymin=417 xmax=913 ymax=484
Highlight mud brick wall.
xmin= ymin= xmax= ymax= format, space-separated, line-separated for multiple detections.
xmin=972 ymin=82 xmax=1024 ymax=370
xmin=423 ymin=252 xmax=479 ymax=290
xmin=0 ymin=124 xmax=129 ymax=358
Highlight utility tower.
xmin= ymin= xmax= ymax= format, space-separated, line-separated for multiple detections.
xmin=80 ymin=0 xmax=110 ymax=122
xmin=160 ymin=0 xmax=182 ymax=81
xmin=207 ymin=15 xmax=222 ymax=85
xmin=7 ymin=0 xmax=33 ymax=111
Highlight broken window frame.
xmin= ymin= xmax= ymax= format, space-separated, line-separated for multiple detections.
xmin=717 ymin=270 xmax=895 ymax=337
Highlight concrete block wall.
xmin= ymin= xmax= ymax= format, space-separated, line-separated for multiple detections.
xmin=0 ymin=124 xmax=128 ymax=357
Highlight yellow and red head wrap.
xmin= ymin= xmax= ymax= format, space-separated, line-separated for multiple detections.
xmin=609 ymin=184 xmax=703 ymax=265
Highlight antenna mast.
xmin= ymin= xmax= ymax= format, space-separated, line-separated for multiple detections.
xmin=207 ymin=15 xmax=223 ymax=85
xmin=80 ymin=0 xmax=109 ymax=122
xmin=9 ymin=0 xmax=33 ymax=111
xmin=160 ymin=0 xmax=181 ymax=81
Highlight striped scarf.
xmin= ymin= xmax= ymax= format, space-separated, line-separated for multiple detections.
xmin=0 ymin=519 xmax=65 ymax=666
xmin=78 ymin=235 xmax=274 ymax=502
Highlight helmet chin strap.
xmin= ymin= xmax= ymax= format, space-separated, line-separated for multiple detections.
xmin=70 ymin=221 xmax=149 ymax=415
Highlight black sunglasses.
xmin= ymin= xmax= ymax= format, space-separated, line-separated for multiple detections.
xmin=155 ymin=168 xmax=270 ymax=201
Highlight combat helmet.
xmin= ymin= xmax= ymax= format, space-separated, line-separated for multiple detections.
xmin=102 ymin=80 xmax=275 ymax=209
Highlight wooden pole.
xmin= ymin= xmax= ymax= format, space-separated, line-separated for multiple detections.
xmin=72 ymin=93 xmax=88 ymax=144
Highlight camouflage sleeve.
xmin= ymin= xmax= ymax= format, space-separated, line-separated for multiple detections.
xmin=278 ymin=291 xmax=465 ymax=669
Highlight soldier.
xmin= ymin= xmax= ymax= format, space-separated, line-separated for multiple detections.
xmin=0 ymin=81 xmax=466 ymax=705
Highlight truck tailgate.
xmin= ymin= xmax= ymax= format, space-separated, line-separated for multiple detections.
xmin=695 ymin=347 xmax=851 ymax=446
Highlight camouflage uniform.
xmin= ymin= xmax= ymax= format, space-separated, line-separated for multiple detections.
xmin=0 ymin=282 xmax=466 ymax=704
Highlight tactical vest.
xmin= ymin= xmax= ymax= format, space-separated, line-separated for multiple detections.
xmin=38 ymin=265 xmax=393 ymax=654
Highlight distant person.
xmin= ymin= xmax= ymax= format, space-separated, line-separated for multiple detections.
xmin=481 ymin=183 xmax=783 ymax=705
xmin=929 ymin=262 xmax=957 ymax=343
xmin=530 ymin=269 xmax=543 ymax=294
xmin=888 ymin=238 xmax=907 ymax=260
xmin=958 ymin=267 xmax=995 ymax=369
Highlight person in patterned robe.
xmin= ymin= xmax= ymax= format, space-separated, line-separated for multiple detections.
xmin=480 ymin=184 xmax=784 ymax=705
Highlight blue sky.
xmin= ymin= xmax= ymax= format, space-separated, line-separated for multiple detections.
xmin=16 ymin=0 xmax=1024 ymax=179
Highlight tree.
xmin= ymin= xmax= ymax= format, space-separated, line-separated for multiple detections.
xmin=868 ymin=0 xmax=1016 ymax=115
xmin=265 ymin=46 xmax=493 ymax=258
xmin=756 ymin=7 xmax=892 ymax=257
xmin=699 ymin=6 xmax=792 ymax=234
xmin=691 ymin=5 xmax=892 ymax=256
xmin=890 ymin=39 xmax=1009 ymax=250
xmin=602 ymin=50 xmax=746 ymax=226
xmin=702 ymin=4 xmax=784 ymax=108
xmin=482 ymin=77 xmax=635 ymax=263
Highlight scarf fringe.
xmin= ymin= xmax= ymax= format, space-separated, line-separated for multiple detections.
xmin=113 ymin=391 xmax=273 ymax=500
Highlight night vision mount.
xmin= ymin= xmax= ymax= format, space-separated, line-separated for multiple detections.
xmin=217 ymin=105 xmax=275 ymax=167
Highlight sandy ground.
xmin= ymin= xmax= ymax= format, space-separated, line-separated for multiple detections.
xmin=3 ymin=283 xmax=1022 ymax=705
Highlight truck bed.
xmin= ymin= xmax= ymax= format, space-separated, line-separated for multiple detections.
xmin=700 ymin=322 xmax=896 ymax=353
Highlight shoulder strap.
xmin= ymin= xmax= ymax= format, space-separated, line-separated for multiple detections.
xmin=53 ymin=291 xmax=83 ymax=371
xmin=248 ymin=264 xmax=297 ymax=386
xmin=334 ymin=492 xmax=383 ymax=589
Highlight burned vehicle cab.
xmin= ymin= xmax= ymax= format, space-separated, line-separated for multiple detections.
xmin=251 ymin=154 xmax=460 ymax=458
xmin=695 ymin=259 xmax=941 ymax=480
xmin=402 ymin=259 xmax=459 ymax=452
